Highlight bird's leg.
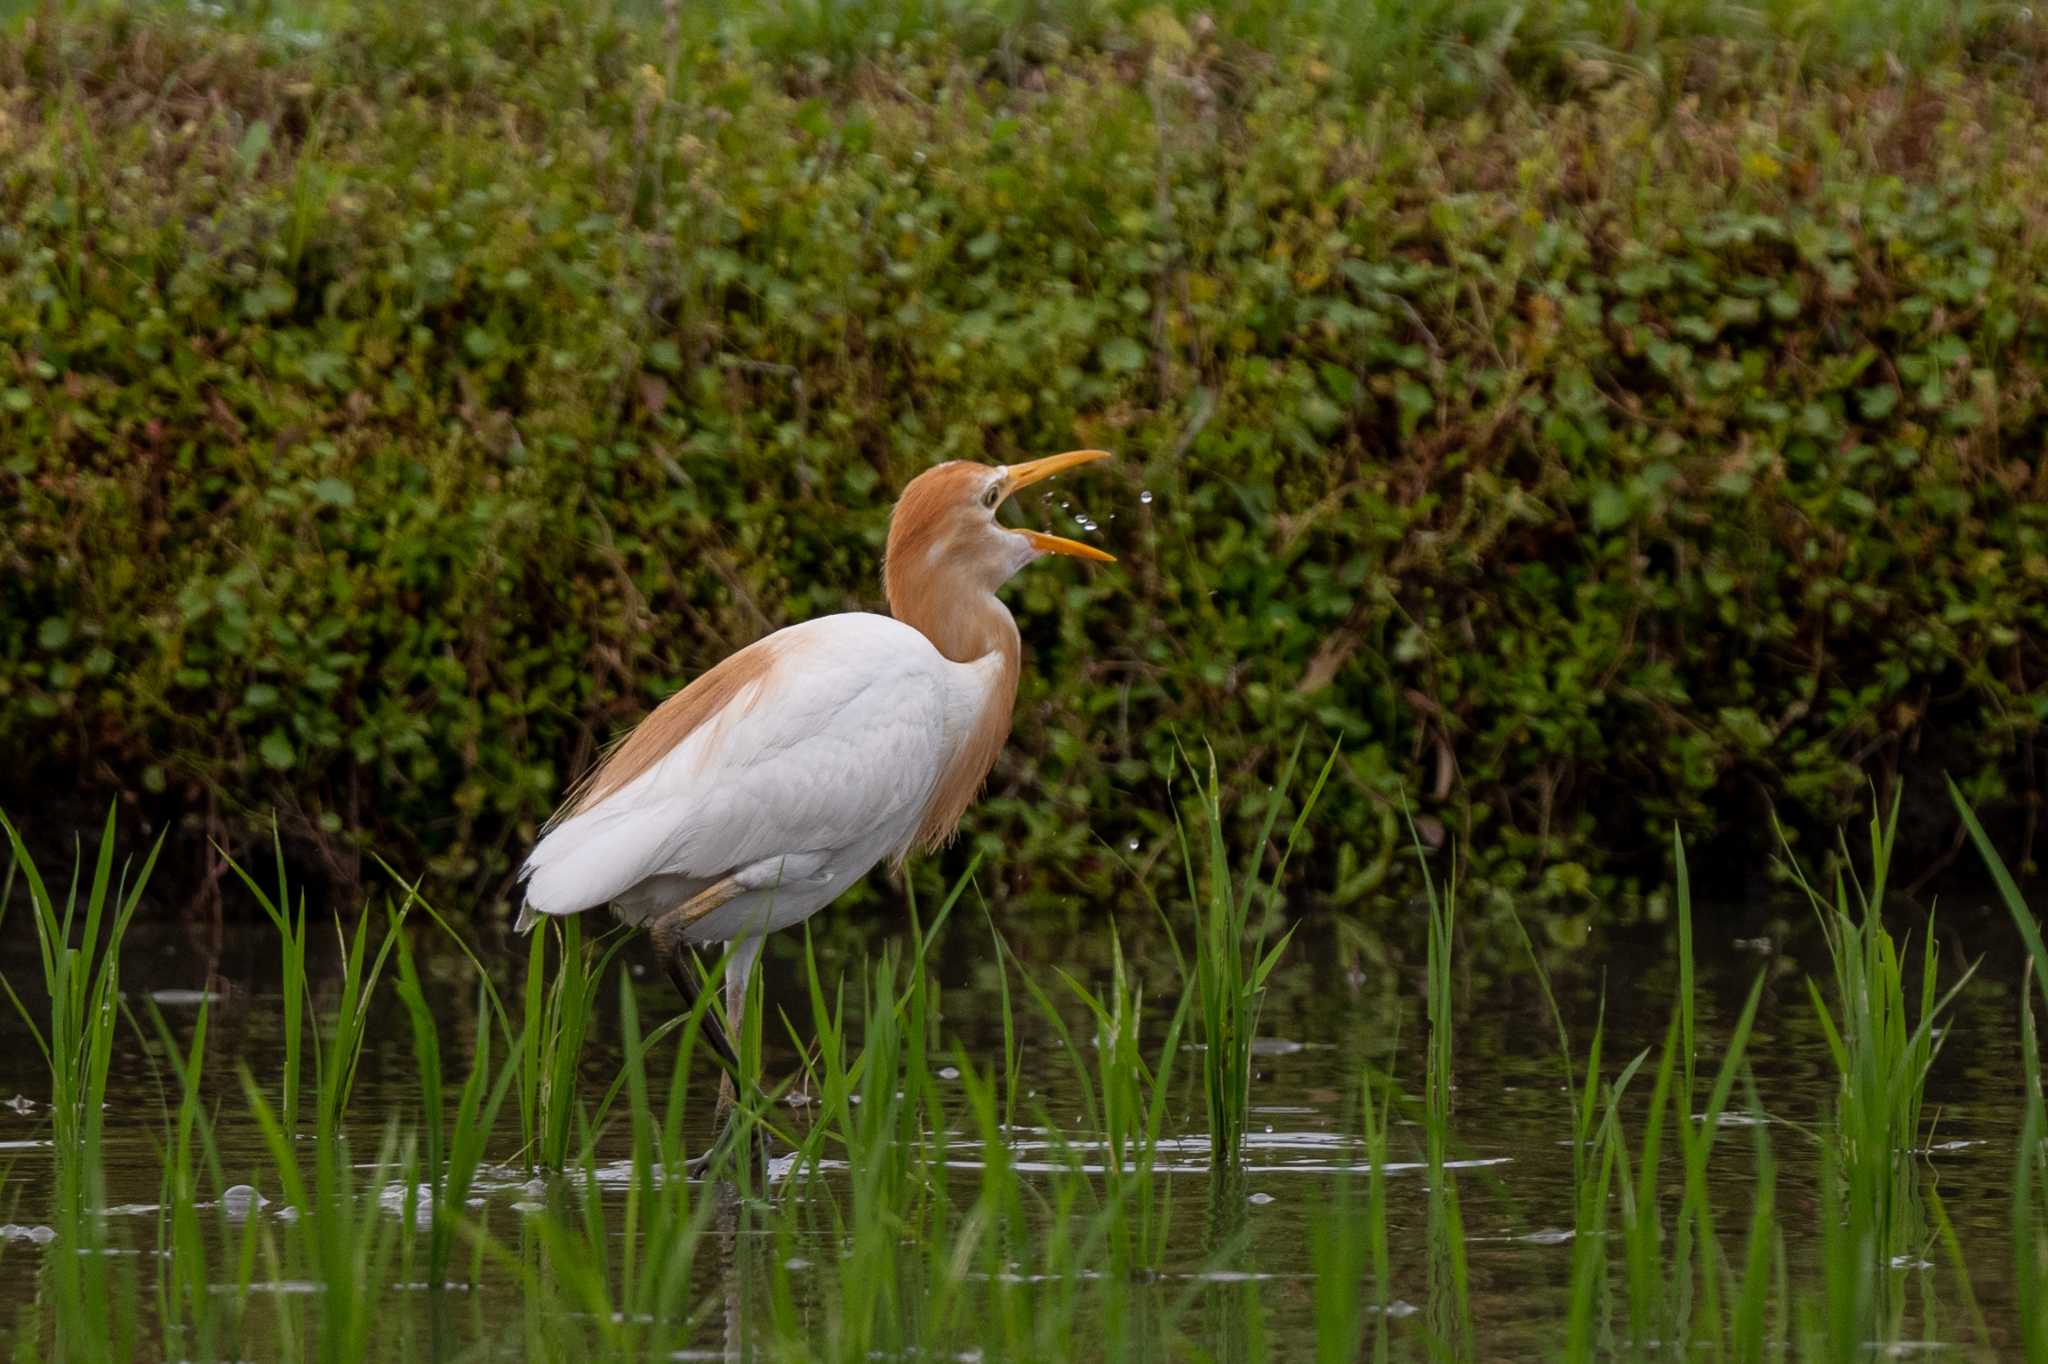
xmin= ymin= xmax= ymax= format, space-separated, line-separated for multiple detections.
xmin=648 ymin=880 xmax=745 ymax=1174
xmin=723 ymin=936 xmax=771 ymax=1173
xmin=688 ymin=937 xmax=770 ymax=1179
xmin=650 ymin=880 xmax=746 ymax=1075
xmin=648 ymin=881 xmax=772 ymax=1178
xmin=657 ymin=938 xmax=739 ymax=1077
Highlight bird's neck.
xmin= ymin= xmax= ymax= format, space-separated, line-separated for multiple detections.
xmin=888 ymin=557 xmax=1015 ymax=663
xmin=888 ymin=575 xmax=1021 ymax=673
xmin=888 ymin=581 xmax=1023 ymax=851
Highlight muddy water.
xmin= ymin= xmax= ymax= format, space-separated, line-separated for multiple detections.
xmin=0 ymin=884 xmax=2037 ymax=1359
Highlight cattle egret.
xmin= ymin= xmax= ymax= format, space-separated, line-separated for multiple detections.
xmin=516 ymin=450 xmax=1115 ymax=1167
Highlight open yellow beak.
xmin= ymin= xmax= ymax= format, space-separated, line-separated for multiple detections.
xmin=1002 ymin=449 xmax=1117 ymax=563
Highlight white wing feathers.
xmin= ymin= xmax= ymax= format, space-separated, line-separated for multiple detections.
xmin=518 ymin=614 xmax=954 ymax=923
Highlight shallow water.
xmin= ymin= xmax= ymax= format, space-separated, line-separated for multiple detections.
xmin=0 ymin=881 xmax=2038 ymax=1359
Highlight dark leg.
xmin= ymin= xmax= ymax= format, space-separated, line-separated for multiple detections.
xmin=723 ymin=937 xmax=772 ymax=1176
xmin=651 ymin=916 xmax=769 ymax=1179
xmin=659 ymin=937 xmax=740 ymax=1077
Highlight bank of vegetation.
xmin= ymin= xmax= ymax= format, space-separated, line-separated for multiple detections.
xmin=4 ymin=0 xmax=2045 ymax=920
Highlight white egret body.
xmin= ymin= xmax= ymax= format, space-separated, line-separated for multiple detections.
xmin=519 ymin=611 xmax=994 ymax=941
xmin=513 ymin=451 xmax=1114 ymax=1155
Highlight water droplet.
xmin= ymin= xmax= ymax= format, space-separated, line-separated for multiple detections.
xmin=1139 ymin=490 xmax=1154 ymax=505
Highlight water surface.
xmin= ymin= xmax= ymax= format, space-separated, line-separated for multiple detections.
xmin=0 ymin=877 xmax=2036 ymax=1358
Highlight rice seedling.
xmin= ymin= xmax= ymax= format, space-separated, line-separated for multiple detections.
xmin=522 ymin=915 xmax=608 ymax=1172
xmin=1563 ymin=1053 xmax=1644 ymax=1363
xmin=1520 ymin=913 xmax=1632 ymax=1364
xmin=1170 ymin=738 xmax=1335 ymax=1171
xmin=776 ymin=947 xmax=934 ymax=1354
xmin=8 ymin=777 xmax=2048 ymax=1363
xmin=1950 ymin=781 xmax=2048 ymax=1363
xmin=1780 ymin=790 xmax=1973 ymax=1353
xmin=1729 ymin=1075 xmax=1786 ymax=1364
xmin=1535 ymin=828 xmax=1775 ymax=1361
xmin=1667 ymin=829 xmax=1769 ymax=1359
xmin=1314 ymin=1054 xmax=1403 ymax=1364
xmin=145 ymin=998 xmax=256 ymax=1361
xmin=213 ymin=853 xmax=416 ymax=1363
xmin=945 ymin=1040 xmax=1115 ymax=1360
xmin=1055 ymin=933 xmax=1188 ymax=1276
xmin=821 ymin=869 xmax=1038 ymax=1357
xmin=831 ymin=949 xmax=926 ymax=1355
xmin=1407 ymin=810 xmax=1471 ymax=1361
xmin=242 ymin=1078 xmax=415 ymax=1364
xmin=2014 ymin=976 xmax=2048 ymax=1364
xmin=0 ymin=806 xmax=157 ymax=1363
xmin=1368 ymin=1063 xmax=1407 ymax=1346
xmin=228 ymin=830 xmax=308 ymax=1138
xmin=1612 ymin=1009 xmax=1682 ymax=1351
xmin=1509 ymin=889 xmax=1626 ymax=1361
xmin=519 ymin=974 xmax=720 ymax=1358
xmin=389 ymin=918 xmax=520 ymax=1289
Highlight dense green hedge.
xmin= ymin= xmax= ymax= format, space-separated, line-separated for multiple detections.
xmin=4 ymin=6 xmax=2046 ymax=922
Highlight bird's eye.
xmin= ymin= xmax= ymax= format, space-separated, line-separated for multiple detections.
xmin=981 ymin=483 xmax=1002 ymax=510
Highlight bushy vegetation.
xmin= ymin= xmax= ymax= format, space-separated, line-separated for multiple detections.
xmin=4 ymin=0 xmax=2046 ymax=919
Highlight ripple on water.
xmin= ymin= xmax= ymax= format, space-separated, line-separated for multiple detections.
xmin=935 ymin=1128 xmax=1515 ymax=1178
xmin=143 ymin=989 xmax=224 ymax=1007
xmin=217 ymin=1280 xmax=322 ymax=1296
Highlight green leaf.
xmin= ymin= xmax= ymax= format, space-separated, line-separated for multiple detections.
xmin=1857 ymin=385 xmax=1898 ymax=420
xmin=300 ymin=351 xmax=348 ymax=388
xmin=236 ymin=120 xmax=272 ymax=174
xmin=1318 ymin=363 xmax=1361 ymax=407
xmin=1099 ymin=337 xmax=1146 ymax=373
xmin=259 ymin=730 xmax=297 ymax=771
xmin=1394 ymin=378 xmax=1433 ymax=422
xmin=1718 ymin=706 xmax=1773 ymax=753
xmin=1589 ymin=484 xmax=1630 ymax=531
